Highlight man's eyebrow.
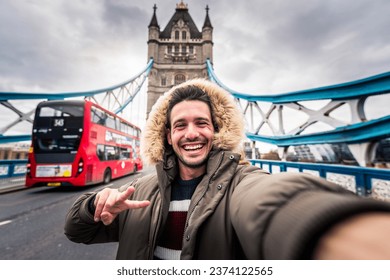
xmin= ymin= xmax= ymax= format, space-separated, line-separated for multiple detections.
xmin=172 ymin=117 xmax=211 ymax=124
xmin=195 ymin=117 xmax=211 ymax=122
xmin=172 ymin=118 xmax=186 ymax=124
xmin=173 ymin=117 xmax=210 ymax=123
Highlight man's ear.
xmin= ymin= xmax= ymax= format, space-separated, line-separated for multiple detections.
xmin=166 ymin=128 xmax=172 ymax=145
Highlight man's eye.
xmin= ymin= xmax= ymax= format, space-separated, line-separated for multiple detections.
xmin=174 ymin=123 xmax=186 ymax=128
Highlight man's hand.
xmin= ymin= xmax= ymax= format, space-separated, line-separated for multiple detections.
xmin=93 ymin=186 xmax=150 ymax=225
xmin=313 ymin=212 xmax=390 ymax=259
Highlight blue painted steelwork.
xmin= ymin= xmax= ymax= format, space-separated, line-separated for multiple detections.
xmin=0 ymin=135 xmax=31 ymax=144
xmin=0 ymin=59 xmax=154 ymax=101
xmin=207 ymin=59 xmax=390 ymax=103
xmin=247 ymin=115 xmax=390 ymax=146
xmin=250 ymin=159 xmax=390 ymax=199
xmin=114 ymin=59 xmax=153 ymax=115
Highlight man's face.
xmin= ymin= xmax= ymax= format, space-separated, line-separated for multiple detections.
xmin=167 ymin=100 xmax=215 ymax=173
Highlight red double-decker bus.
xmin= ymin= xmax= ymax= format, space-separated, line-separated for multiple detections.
xmin=25 ymin=100 xmax=143 ymax=187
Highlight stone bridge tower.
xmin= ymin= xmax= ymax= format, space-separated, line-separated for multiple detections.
xmin=146 ymin=1 xmax=213 ymax=116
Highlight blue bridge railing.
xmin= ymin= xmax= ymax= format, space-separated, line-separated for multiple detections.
xmin=0 ymin=160 xmax=28 ymax=178
xmin=250 ymin=159 xmax=390 ymax=201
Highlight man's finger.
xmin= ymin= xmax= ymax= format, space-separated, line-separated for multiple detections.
xmin=125 ymin=200 xmax=151 ymax=209
xmin=94 ymin=190 xmax=109 ymax=222
xmin=117 ymin=185 xmax=136 ymax=202
xmin=101 ymin=212 xmax=115 ymax=226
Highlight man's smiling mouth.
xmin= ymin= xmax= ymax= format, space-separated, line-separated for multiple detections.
xmin=183 ymin=144 xmax=204 ymax=151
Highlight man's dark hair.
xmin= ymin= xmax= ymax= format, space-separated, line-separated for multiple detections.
xmin=166 ymin=85 xmax=218 ymax=131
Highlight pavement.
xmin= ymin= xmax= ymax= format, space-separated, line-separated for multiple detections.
xmin=0 ymin=176 xmax=26 ymax=194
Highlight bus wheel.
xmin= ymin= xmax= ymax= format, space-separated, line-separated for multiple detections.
xmin=103 ymin=169 xmax=111 ymax=184
xmin=133 ymin=165 xmax=137 ymax=174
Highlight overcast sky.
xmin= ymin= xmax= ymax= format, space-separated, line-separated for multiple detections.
xmin=0 ymin=0 xmax=390 ymax=135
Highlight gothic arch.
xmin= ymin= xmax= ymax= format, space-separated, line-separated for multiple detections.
xmin=174 ymin=74 xmax=186 ymax=85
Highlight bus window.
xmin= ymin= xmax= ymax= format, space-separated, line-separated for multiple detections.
xmin=97 ymin=144 xmax=105 ymax=161
xmin=106 ymin=115 xmax=116 ymax=129
xmin=39 ymin=105 xmax=83 ymax=117
xmin=105 ymin=146 xmax=120 ymax=160
xmin=120 ymin=122 xmax=127 ymax=134
xmin=38 ymin=139 xmax=58 ymax=151
xmin=129 ymin=126 xmax=134 ymax=136
xmin=116 ymin=118 xmax=121 ymax=131
xmin=91 ymin=107 xmax=105 ymax=125
xmin=36 ymin=138 xmax=80 ymax=153
xmin=120 ymin=148 xmax=131 ymax=160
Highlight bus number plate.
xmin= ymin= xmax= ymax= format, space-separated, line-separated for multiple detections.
xmin=47 ymin=182 xmax=61 ymax=187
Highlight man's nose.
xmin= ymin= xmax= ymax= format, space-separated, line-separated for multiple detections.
xmin=185 ymin=123 xmax=199 ymax=139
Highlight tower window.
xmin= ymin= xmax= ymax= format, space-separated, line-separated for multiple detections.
xmin=161 ymin=77 xmax=167 ymax=86
xmin=189 ymin=45 xmax=194 ymax=53
xmin=175 ymin=74 xmax=186 ymax=85
xmin=175 ymin=30 xmax=180 ymax=40
xmin=182 ymin=31 xmax=187 ymax=40
xmin=167 ymin=46 xmax=172 ymax=53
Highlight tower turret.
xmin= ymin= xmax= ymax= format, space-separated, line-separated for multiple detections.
xmin=202 ymin=5 xmax=213 ymax=62
xmin=148 ymin=4 xmax=160 ymax=60
xmin=146 ymin=1 xmax=214 ymax=117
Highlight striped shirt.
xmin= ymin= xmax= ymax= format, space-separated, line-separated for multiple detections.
xmin=154 ymin=175 xmax=203 ymax=260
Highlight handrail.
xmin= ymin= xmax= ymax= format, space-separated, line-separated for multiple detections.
xmin=0 ymin=159 xmax=28 ymax=177
xmin=250 ymin=159 xmax=390 ymax=200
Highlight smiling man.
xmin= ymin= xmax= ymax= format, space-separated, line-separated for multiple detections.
xmin=65 ymin=78 xmax=390 ymax=260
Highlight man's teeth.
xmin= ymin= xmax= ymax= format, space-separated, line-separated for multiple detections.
xmin=184 ymin=144 xmax=203 ymax=150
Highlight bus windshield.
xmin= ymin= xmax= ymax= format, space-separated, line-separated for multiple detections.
xmin=35 ymin=137 xmax=81 ymax=153
xmin=33 ymin=102 xmax=84 ymax=154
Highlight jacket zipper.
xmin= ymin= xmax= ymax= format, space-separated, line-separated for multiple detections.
xmin=182 ymin=151 xmax=225 ymax=247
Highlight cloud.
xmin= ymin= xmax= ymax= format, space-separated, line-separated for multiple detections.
xmin=211 ymin=0 xmax=390 ymax=93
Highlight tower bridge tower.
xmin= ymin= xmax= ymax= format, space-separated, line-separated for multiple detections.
xmin=146 ymin=1 xmax=213 ymax=116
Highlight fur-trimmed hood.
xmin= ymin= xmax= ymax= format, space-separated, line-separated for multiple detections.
xmin=141 ymin=78 xmax=246 ymax=165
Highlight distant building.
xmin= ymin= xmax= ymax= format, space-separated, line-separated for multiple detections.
xmin=146 ymin=1 xmax=213 ymax=116
xmin=331 ymin=143 xmax=357 ymax=165
xmin=261 ymin=151 xmax=280 ymax=160
xmin=243 ymin=142 xmax=260 ymax=159
xmin=376 ymin=138 xmax=390 ymax=161
xmin=0 ymin=143 xmax=29 ymax=160
xmin=374 ymin=138 xmax=390 ymax=168
xmin=288 ymin=145 xmax=316 ymax=162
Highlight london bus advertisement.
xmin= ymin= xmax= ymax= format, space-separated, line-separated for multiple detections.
xmin=25 ymin=100 xmax=142 ymax=187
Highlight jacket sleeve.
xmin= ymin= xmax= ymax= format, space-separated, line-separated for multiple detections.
xmin=64 ymin=192 xmax=120 ymax=244
xmin=230 ymin=167 xmax=390 ymax=259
